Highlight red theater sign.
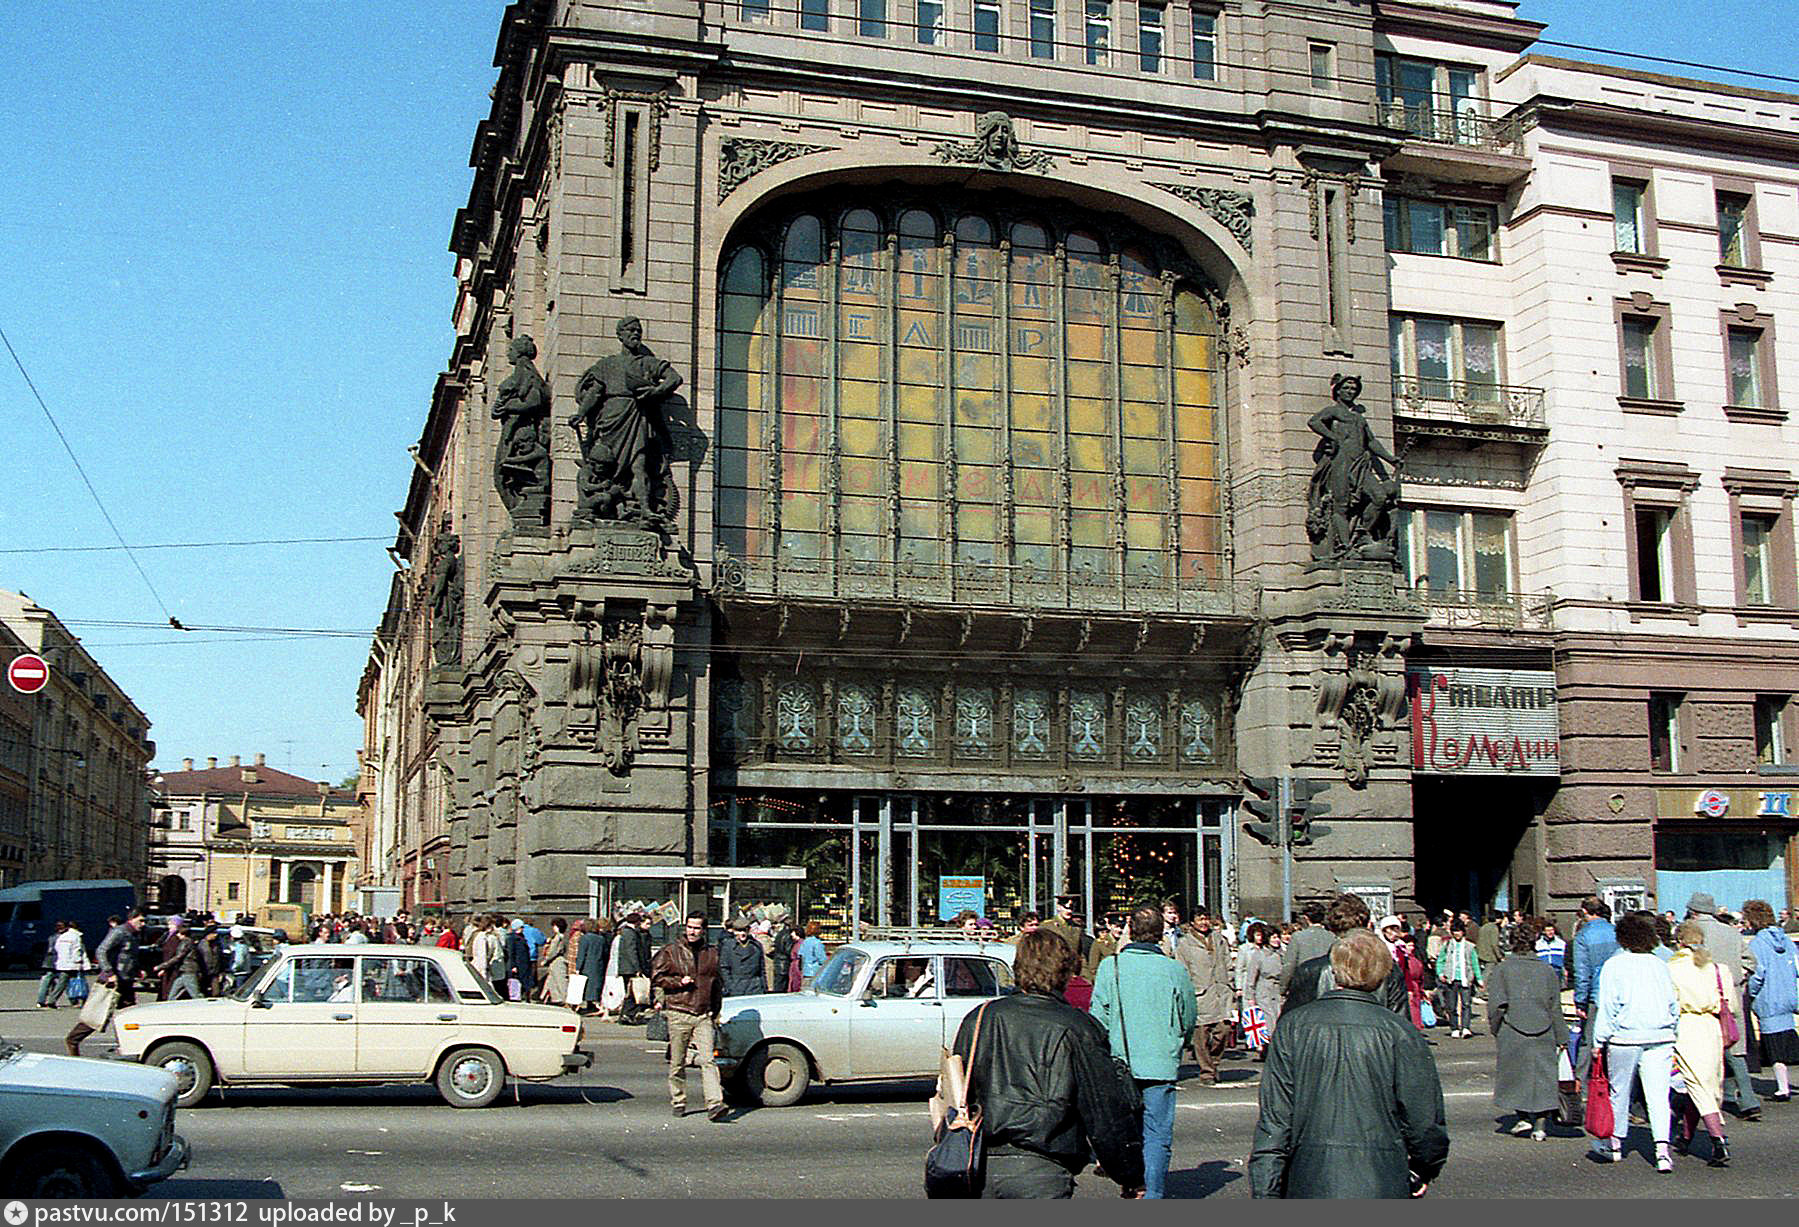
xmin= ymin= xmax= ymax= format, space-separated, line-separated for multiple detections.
xmin=1408 ymin=666 xmax=1560 ymax=776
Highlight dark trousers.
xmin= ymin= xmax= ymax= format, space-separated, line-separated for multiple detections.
xmin=983 ymin=1151 xmax=1075 ymax=1199
xmin=1446 ymin=983 xmax=1474 ymax=1031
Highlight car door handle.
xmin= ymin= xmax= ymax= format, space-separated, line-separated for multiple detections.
xmin=437 ymin=1013 xmax=458 ymax=1022
xmin=332 ymin=1013 xmax=353 ymax=1021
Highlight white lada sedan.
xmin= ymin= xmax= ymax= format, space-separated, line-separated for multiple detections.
xmin=113 ymin=944 xmax=591 ymax=1109
xmin=714 ymin=940 xmax=1015 ymax=1107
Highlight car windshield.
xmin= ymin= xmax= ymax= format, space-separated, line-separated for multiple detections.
xmin=231 ymin=957 xmax=281 ymax=1001
xmin=812 ymin=949 xmax=868 ymax=996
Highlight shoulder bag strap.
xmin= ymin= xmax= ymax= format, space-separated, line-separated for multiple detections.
xmin=965 ymin=1001 xmax=991 ymax=1111
xmin=1114 ymin=956 xmax=1132 ymax=1069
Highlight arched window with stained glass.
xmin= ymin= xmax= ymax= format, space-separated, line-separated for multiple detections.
xmin=714 ymin=193 xmax=1224 ymax=611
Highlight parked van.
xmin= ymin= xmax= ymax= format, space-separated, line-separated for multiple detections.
xmin=0 ymin=880 xmax=136 ymax=968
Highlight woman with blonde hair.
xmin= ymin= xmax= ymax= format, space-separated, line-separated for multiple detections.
xmin=1668 ymin=921 xmax=1732 ymax=1165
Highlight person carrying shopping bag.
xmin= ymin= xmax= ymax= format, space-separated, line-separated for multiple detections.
xmin=1434 ymin=921 xmax=1482 ymax=1038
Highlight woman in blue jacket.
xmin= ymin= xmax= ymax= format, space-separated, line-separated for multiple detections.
xmin=1744 ymin=900 xmax=1799 ymax=1101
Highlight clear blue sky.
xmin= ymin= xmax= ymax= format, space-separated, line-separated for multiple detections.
xmin=0 ymin=2 xmax=1780 ymax=786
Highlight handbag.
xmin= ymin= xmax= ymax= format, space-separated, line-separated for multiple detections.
xmin=1419 ymin=998 xmax=1437 ymax=1028
xmin=79 ymin=982 xmax=118 ymax=1031
xmin=1584 ymin=1047 xmax=1614 ymax=1138
xmin=67 ymin=972 xmax=89 ymax=1004
xmin=1556 ymin=1047 xmax=1582 ymax=1125
xmin=565 ymin=973 xmax=588 ymax=1006
xmin=926 ymin=1002 xmax=989 ymax=1198
xmin=1716 ymin=966 xmax=1742 ymax=1048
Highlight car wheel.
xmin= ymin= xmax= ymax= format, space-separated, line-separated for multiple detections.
xmin=2 ymin=1139 xmax=119 ymax=1198
xmin=149 ymin=1040 xmax=214 ymax=1109
xmin=744 ymin=1041 xmax=811 ymax=1108
xmin=436 ymin=1047 xmax=505 ymax=1109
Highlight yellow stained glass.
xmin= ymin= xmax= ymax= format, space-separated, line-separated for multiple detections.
xmin=840 ymin=457 xmax=884 ymax=495
xmin=1012 ymin=432 xmax=1055 ymax=473
xmin=1120 ymin=326 xmax=1160 ymax=367
xmin=897 ymin=382 xmax=937 ymax=422
xmin=1011 ymin=355 xmax=1052 ymax=394
xmin=1122 ymin=439 xmax=1163 ymax=476
xmin=840 ymin=342 xmax=881 ymax=382
xmin=1125 ymin=512 xmax=1165 ymax=548
xmin=841 ymin=419 xmax=882 ymax=456
xmin=1068 ymin=399 xmax=1107 ymax=438
xmin=839 ymin=378 xmax=881 ymax=419
xmin=959 ymin=505 xmax=997 ymax=541
xmin=1067 ymin=361 xmax=1108 ymax=401
xmin=956 ymin=426 xmax=998 ymax=464
xmin=1121 ymin=365 xmax=1161 ymax=406
xmin=1066 ymin=322 xmax=1106 ymax=360
xmin=1174 ymin=368 xmax=1214 ymax=406
xmin=1125 ymin=475 xmax=1166 ymax=510
xmin=1121 ymin=401 xmax=1162 ymax=439
xmin=1174 ymin=407 xmax=1215 ymax=443
xmin=1071 ymin=510 xmax=1109 ymax=545
xmin=1176 ymin=441 xmax=1215 ymax=480
xmin=898 ymin=345 xmax=939 ymax=385
xmin=955 ymin=389 xmax=997 ymax=425
xmin=841 ymin=496 xmax=883 ymax=535
xmin=1012 ymin=394 xmax=1053 ymax=432
xmin=1173 ymin=333 xmax=1213 ymax=369
xmin=1070 ymin=466 xmax=1110 ymax=507
xmin=782 ymin=490 xmax=821 ymax=530
xmin=899 ymin=423 xmax=942 ymax=460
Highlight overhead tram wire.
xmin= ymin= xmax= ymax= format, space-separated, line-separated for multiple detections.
xmin=0 ymin=322 xmax=184 ymax=630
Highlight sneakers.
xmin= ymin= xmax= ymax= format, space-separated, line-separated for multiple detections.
xmin=707 ymin=1104 xmax=730 ymax=1122
xmin=1656 ymin=1155 xmax=1673 ymax=1174
xmin=1708 ymin=1137 xmax=1731 ymax=1168
xmin=1511 ymin=1118 xmax=1535 ymax=1135
xmin=1531 ymin=1127 xmax=1547 ymax=1141
xmin=671 ymin=1105 xmax=686 ymax=1118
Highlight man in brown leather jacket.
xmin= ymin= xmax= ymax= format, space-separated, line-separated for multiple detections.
xmin=651 ymin=911 xmax=727 ymax=1120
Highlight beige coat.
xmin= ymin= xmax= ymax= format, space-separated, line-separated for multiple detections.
xmin=1669 ymin=950 xmax=1728 ymax=1117
xmin=1175 ymin=929 xmax=1236 ymax=1025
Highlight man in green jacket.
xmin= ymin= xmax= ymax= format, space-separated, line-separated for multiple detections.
xmin=1090 ymin=905 xmax=1198 ymax=1200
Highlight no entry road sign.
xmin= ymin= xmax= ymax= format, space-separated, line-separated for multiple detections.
xmin=6 ymin=654 xmax=49 ymax=695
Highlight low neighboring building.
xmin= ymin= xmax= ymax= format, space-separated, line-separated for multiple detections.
xmin=151 ymin=757 xmax=359 ymax=922
xmin=0 ymin=590 xmax=154 ymax=890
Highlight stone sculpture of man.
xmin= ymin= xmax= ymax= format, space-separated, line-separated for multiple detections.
xmin=427 ymin=533 xmax=463 ymax=668
xmin=1306 ymin=374 xmax=1402 ymax=562
xmin=569 ymin=317 xmax=683 ymax=526
xmin=491 ymin=335 xmax=551 ymax=526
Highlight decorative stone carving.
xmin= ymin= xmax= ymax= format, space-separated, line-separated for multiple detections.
xmin=717 ymin=137 xmax=831 ymax=202
xmin=570 ymin=618 xmax=645 ymax=776
xmin=931 ymin=112 xmax=1055 ymax=173
xmin=427 ymin=532 xmax=463 ymax=667
xmin=568 ymin=525 xmax=691 ymax=580
xmin=1339 ymin=644 xmax=1381 ymax=789
xmin=1374 ymin=633 xmax=1412 ymax=730
xmin=1150 ymin=184 xmax=1255 ymax=254
xmin=600 ymin=86 xmax=670 ymax=171
xmin=1313 ymin=632 xmax=1352 ymax=731
xmin=570 ymin=318 xmax=684 ymax=531
xmin=492 ymin=336 xmax=552 ymax=533
xmin=1307 ymin=373 xmax=1402 ymax=564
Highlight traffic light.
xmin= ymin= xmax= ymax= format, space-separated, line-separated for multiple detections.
xmin=1289 ymin=777 xmax=1333 ymax=847
xmin=1241 ymin=776 xmax=1284 ymax=846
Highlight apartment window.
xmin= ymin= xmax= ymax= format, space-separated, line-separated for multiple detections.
xmin=1755 ymin=696 xmax=1788 ymax=766
xmin=1376 ymin=54 xmax=1481 ymax=139
xmin=741 ymin=0 xmax=771 ymax=19
xmin=973 ymin=0 xmax=1000 ymax=48
xmin=1191 ymin=9 xmax=1215 ymax=80
xmin=226 ymin=881 xmax=239 ymax=901
xmin=1383 ymin=197 xmax=1495 ymax=261
xmin=860 ymin=0 xmax=886 ymax=37
xmin=800 ymin=0 xmax=829 ymax=29
xmin=1389 ymin=314 xmax=1501 ymax=401
xmin=915 ymin=0 xmax=943 ymax=42
xmin=1613 ymin=179 xmax=1648 ymax=254
xmin=1084 ymin=0 xmax=1110 ymax=63
xmin=1614 ymin=296 xmax=1677 ymax=409
xmin=1743 ymin=512 xmax=1777 ymax=605
xmin=1029 ymin=0 xmax=1056 ymax=57
xmin=1620 ymin=317 xmax=1659 ymax=401
xmin=1649 ymin=693 xmax=1682 ymax=773
xmin=1309 ymin=42 xmax=1335 ymax=89
xmin=1396 ymin=508 xmax=1513 ymax=595
xmin=1634 ymin=505 xmax=1674 ymax=602
xmin=1718 ymin=192 xmax=1750 ymax=267
xmin=1138 ymin=2 xmax=1164 ymax=72
xmin=1727 ymin=327 xmax=1764 ymax=408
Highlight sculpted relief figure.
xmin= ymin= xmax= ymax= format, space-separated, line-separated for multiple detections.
xmin=491 ymin=335 xmax=552 ymax=530
xmin=427 ymin=532 xmax=463 ymax=668
xmin=569 ymin=317 xmax=683 ymax=529
xmin=1306 ymin=374 xmax=1402 ymax=563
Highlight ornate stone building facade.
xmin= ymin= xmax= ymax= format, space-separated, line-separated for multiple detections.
xmin=362 ymin=0 xmax=1472 ymax=932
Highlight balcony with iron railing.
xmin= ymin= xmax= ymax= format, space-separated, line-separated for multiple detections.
xmin=1392 ymin=377 xmax=1548 ymax=443
xmin=1375 ymin=101 xmax=1529 ymax=183
xmin=1413 ymin=586 xmax=1555 ymax=634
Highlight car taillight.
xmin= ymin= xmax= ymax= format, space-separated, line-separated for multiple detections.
xmin=560 ymin=1025 xmax=577 ymax=1033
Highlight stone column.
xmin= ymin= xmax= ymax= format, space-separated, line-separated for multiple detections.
xmin=278 ymin=859 xmax=291 ymax=905
xmin=322 ymin=862 xmax=335 ymax=913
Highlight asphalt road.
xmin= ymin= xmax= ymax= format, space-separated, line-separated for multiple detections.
xmin=7 ymin=978 xmax=1797 ymax=1199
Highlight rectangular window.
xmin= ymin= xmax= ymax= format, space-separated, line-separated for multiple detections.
xmin=1397 ymin=508 xmax=1514 ymax=595
xmin=1649 ymin=693 xmax=1682 ymax=773
xmin=1390 ymin=314 xmax=1502 ymax=400
xmin=1635 ymin=505 xmax=1674 ymax=602
xmin=1138 ymin=2 xmax=1164 ymax=72
xmin=1613 ymin=180 xmax=1647 ymax=254
xmin=1309 ymin=42 xmax=1334 ymax=89
xmin=973 ymin=0 xmax=1000 ymax=48
xmin=1620 ymin=316 xmax=1660 ymax=401
xmin=800 ymin=0 xmax=830 ymax=29
xmin=742 ymin=0 xmax=771 ymax=18
xmin=1727 ymin=327 xmax=1764 ymax=407
xmin=226 ymin=881 xmax=239 ymax=901
xmin=1743 ymin=512 xmax=1777 ymax=605
xmin=1191 ymin=9 xmax=1215 ymax=80
xmin=1084 ymin=0 xmax=1110 ymax=64
xmin=1029 ymin=0 xmax=1056 ymax=57
xmin=1756 ymin=696 xmax=1788 ymax=766
xmin=1383 ymin=197 xmax=1497 ymax=261
xmin=1718 ymin=192 xmax=1750 ymax=267
xmin=915 ymin=0 xmax=943 ymax=43
xmin=1376 ymin=54 xmax=1482 ymax=141
xmin=860 ymin=0 xmax=886 ymax=37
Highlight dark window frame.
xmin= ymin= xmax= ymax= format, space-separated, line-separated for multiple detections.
xmin=1614 ymin=293 xmax=1679 ymax=414
xmin=1617 ymin=460 xmax=1700 ymax=610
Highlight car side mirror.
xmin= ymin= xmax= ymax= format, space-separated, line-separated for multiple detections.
xmin=250 ymin=994 xmax=272 ymax=1009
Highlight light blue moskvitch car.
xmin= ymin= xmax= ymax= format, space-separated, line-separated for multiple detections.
xmin=714 ymin=939 xmax=1016 ymax=1107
